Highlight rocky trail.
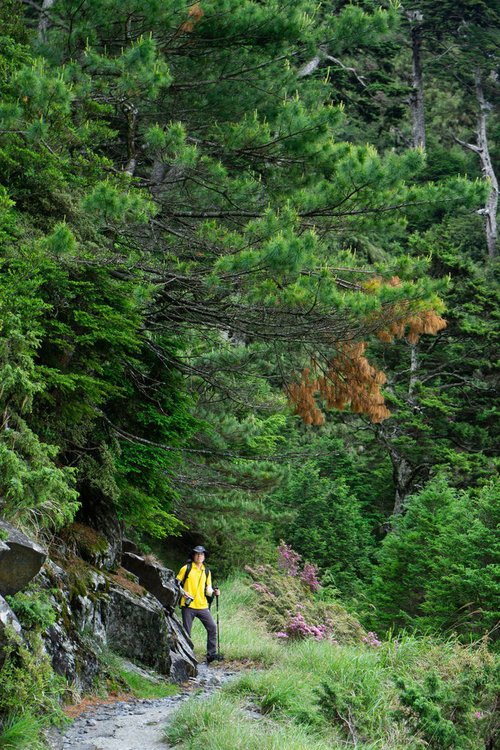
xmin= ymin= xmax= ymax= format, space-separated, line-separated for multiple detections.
xmin=46 ymin=663 xmax=237 ymax=750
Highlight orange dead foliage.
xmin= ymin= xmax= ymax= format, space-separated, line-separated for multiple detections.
xmin=288 ymin=343 xmax=390 ymax=425
xmin=288 ymin=297 xmax=447 ymax=424
xmin=376 ymin=308 xmax=447 ymax=344
xmin=181 ymin=2 xmax=204 ymax=32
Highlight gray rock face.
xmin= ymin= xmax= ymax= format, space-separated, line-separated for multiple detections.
xmin=119 ymin=552 xmax=197 ymax=680
xmin=0 ymin=519 xmax=47 ymax=596
xmin=38 ymin=557 xmax=197 ymax=688
xmin=121 ymin=552 xmax=181 ymax=612
xmin=105 ymin=586 xmax=172 ymax=674
xmin=0 ymin=594 xmax=22 ymax=668
xmin=38 ymin=563 xmax=102 ymax=694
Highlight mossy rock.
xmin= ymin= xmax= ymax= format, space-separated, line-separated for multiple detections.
xmin=59 ymin=523 xmax=110 ymax=568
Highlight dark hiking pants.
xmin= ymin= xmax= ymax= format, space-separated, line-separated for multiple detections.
xmin=181 ymin=607 xmax=217 ymax=658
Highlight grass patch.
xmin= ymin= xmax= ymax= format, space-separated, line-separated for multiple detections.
xmin=0 ymin=714 xmax=46 ymax=750
xmin=168 ymin=575 xmax=499 ymax=750
xmin=188 ymin=574 xmax=281 ymax=665
xmin=164 ymin=692 xmax=338 ymax=750
xmin=99 ymin=651 xmax=178 ymax=699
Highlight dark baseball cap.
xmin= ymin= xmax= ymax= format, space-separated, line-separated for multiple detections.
xmin=192 ymin=545 xmax=206 ymax=555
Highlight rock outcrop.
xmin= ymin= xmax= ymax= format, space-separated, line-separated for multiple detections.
xmin=0 ymin=520 xmax=47 ymax=596
xmin=0 ymin=519 xmax=197 ymax=694
xmin=121 ymin=552 xmax=181 ymax=612
xmin=105 ymin=585 xmax=173 ymax=673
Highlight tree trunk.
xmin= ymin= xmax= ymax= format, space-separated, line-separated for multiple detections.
xmin=456 ymin=69 xmax=498 ymax=258
xmin=391 ymin=452 xmax=415 ymax=516
xmin=379 ymin=342 xmax=424 ymax=516
xmin=475 ymin=69 xmax=498 ymax=258
xmin=38 ymin=0 xmax=55 ymax=43
xmin=407 ymin=10 xmax=426 ymax=150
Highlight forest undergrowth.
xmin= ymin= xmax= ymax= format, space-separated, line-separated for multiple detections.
xmin=176 ymin=572 xmax=499 ymax=750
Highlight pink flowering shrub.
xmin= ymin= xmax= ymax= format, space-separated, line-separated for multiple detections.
xmin=300 ymin=562 xmax=321 ymax=592
xmin=245 ymin=546 xmax=366 ymax=645
xmin=362 ymin=631 xmax=382 ymax=647
xmin=286 ymin=611 xmax=328 ymax=641
xmin=277 ymin=541 xmax=301 ymax=577
xmin=252 ymin=582 xmax=273 ymax=597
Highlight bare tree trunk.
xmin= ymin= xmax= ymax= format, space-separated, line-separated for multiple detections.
xmin=475 ymin=69 xmax=498 ymax=258
xmin=378 ymin=342 xmax=425 ymax=516
xmin=407 ymin=10 xmax=426 ymax=150
xmin=391 ymin=453 xmax=415 ymax=516
xmin=456 ymin=69 xmax=498 ymax=258
xmin=408 ymin=343 xmax=419 ymax=400
xmin=38 ymin=0 xmax=55 ymax=43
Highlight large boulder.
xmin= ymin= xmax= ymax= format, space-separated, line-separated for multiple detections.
xmin=164 ymin=612 xmax=198 ymax=682
xmin=104 ymin=585 xmax=173 ymax=674
xmin=121 ymin=552 xmax=181 ymax=612
xmin=0 ymin=520 xmax=47 ymax=596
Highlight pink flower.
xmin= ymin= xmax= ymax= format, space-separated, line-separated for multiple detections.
xmin=362 ymin=631 xmax=382 ymax=647
xmin=474 ymin=711 xmax=483 ymax=720
xmin=300 ymin=562 xmax=321 ymax=592
xmin=277 ymin=541 xmax=301 ymax=577
xmin=275 ymin=632 xmax=289 ymax=639
xmin=252 ymin=582 xmax=272 ymax=596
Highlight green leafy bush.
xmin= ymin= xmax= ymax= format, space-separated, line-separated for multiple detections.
xmin=369 ymin=476 xmax=500 ymax=640
xmin=5 ymin=590 xmax=56 ymax=631
xmin=0 ymin=629 xmax=65 ymax=724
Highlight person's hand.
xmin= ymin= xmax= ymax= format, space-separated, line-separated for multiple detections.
xmin=214 ymin=587 xmax=220 ymax=596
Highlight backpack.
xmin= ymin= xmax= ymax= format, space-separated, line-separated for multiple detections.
xmin=181 ymin=560 xmax=214 ymax=607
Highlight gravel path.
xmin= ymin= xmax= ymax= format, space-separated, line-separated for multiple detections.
xmin=46 ymin=664 xmax=236 ymax=750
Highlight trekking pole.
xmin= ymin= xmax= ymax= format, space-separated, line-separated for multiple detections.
xmin=216 ymin=593 xmax=221 ymax=656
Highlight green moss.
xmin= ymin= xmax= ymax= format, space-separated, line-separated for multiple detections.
xmin=61 ymin=523 xmax=109 ymax=562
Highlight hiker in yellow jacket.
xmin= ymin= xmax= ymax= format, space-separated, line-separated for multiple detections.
xmin=176 ymin=545 xmax=222 ymax=663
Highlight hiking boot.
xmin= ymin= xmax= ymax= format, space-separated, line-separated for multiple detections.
xmin=207 ymin=653 xmax=224 ymax=664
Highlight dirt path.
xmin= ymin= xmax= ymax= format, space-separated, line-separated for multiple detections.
xmin=46 ymin=664 xmax=235 ymax=750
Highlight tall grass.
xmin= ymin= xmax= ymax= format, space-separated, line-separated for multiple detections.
xmin=0 ymin=715 xmax=45 ymax=750
xmin=188 ymin=574 xmax=281 ymax=665
xmin=168 ymin=574 xmax=498 ymax=750
xmin=165 ymin=693 xmax=339 ymax=750
xmin=99 ymin=650 xmax=179 ymax=699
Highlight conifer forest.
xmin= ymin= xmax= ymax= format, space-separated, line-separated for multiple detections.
xmin=0 ymin=2 xmax=498 ymax=748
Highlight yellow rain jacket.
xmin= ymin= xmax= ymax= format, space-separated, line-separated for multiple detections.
xmin=176 ymin=563 xmax=213 ymax=609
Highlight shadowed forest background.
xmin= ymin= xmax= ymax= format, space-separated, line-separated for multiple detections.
xmin=0 ymin=3 xmax=498 ymax=738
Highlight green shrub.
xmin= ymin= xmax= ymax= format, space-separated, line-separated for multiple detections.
xmin=0 ymin=629 xmax=65 ymax=724
xmin=369 ymin=476 xmax=500 ymax=640
xmin=5 ymin=590 xmax=56 ymax=631
xmin=0 ymin=714 xmax=45 ymax=750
